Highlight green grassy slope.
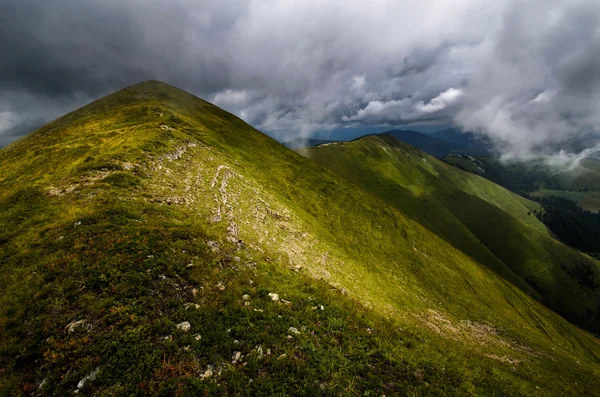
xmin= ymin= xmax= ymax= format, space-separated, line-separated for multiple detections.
xmin=307 ymin=135 xmax=600 ymax=334
xmin=444 ymin=155 xmax=600 ymax=211
xmin=530 ymin=189 xmax=600 ymax=213
xmin=1 ymin=81 xmax=599 ymax=395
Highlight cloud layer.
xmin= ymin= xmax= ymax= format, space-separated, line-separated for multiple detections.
xmin=1 ymin=0 xmax=600 ymax=161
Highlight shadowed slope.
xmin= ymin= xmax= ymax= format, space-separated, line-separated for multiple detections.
xmin=307 ymin=134 xmax=600 ymax=334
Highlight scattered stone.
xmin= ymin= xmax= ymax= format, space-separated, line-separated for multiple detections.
xmin=192 ymin=288 xmax=199 ymax=296
xmin=232 ymin=351 xmax=242 ymax=363
xmin=287 ymin=335 xmax=293 ymax=340
xmin=288 ymin=327 xmax=300 ymax=335
xmin=194 ymin=333 xmax=202 ymax=341
xmin=207 ymin=241 xmax=220 ymax=252
xmin=203 ymin=365 xmax=214 ymax=378
xmin=255 ymin=345 xmax=263 ymax=358
xmin=77 ymin=367 xmax=100 ymax=390
xmin=234 ymin=256 xmax=241 ymax=262
xmin=186 ymin=263 xmax=195 ymax=268
xmin=320 ymin=305 xmax=324 ymax=311
xmin=277 ymin=354 xmax=287 ymax=360
xmin=162 ymin=335 xmax=173 ymax=342
xmin=176 ymin=321 xmax=191 ymax=333
xmin=74 ymin=221 xmax=82 ymax=227
xmin=340 ymin=289 xmax=348 ymax=295
xmin=65 ymin=320 xmax=91 ymax=333
xmin=242 ymin=294 xmax=250 ymax=300
xmin=216 ymin=282 xmax=226 ymax=291
xmin=268 ymin=293 xmax=280 ymax=302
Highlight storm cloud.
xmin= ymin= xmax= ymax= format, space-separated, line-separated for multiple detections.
xmin=1 ymin=0 xmax=600 ymax=162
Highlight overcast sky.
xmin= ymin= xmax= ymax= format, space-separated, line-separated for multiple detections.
xmin=2 ymin=0 xmax=600 ymax=163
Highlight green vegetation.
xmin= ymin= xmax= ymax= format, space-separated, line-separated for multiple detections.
xmin=530 ymin=189 xmax=600 ymax=213
xmin=307 ymin=134 xmax=600 ymax=333
xmin=444 ymin=154 xmax=600 ymax=255
xmin=524 ymin=195 xmax=600 ymax=257
xmin=1 ymin=81 xmax=599 ymax=395
xmin=443 ymin=154 xmax=600 ymax=207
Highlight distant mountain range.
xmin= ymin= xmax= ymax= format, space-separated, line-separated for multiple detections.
xmin=283 ymin=128 xmax=491 ymax=158
xmin=382 ymin=128 xmax=492 ymax=157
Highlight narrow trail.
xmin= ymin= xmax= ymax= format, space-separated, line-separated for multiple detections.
xmin=210 ymin=165 xmax=239 ymax=238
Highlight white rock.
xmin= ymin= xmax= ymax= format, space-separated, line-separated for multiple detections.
xmin=203 ymin=365 xmax=214 ymax=378
xmin=194 ymin=334 xmax=202 ymax=341
xmin=242 ymin=294 xmax=250 ymax=300
xmin=232 ymin=351 xmax=241 ymax=363
xmin=268 ymin=293 xmax=280 ymax=302
xmin=288 ymin=327 xmax=300 ymax=335
xmin=77 ymin=367 xmax=100 ymax=389
xmin=66 ymin=320 xmax=90 ymax=333
xmin=177 ymin=321 xmax=191 ymax=333
xmin=207 ymin=241 xmax=219 ymax=252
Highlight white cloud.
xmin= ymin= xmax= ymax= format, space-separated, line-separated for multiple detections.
xmin=3 ymin=0 xmax=600 ymax=161
xmin=0 ymin=111 xmax=19 ymax=134
xmin=213 ymin=89 xmax=248 ymax=107
xmin=415 ymin=88 xmax=463 ymax=114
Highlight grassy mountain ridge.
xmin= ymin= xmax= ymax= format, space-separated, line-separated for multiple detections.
xmin=443 ymin=154 xmax=600 ymax=255
xmin=443 ymin=154 xmax=600 ymax=209
xmin=307 ymin=134 xmax=600 ymax=334
xmin=1 ymin=81 xmax=599 ymax=395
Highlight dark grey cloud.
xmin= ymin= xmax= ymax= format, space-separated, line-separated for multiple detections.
xmin=1 ymin=0 xmax=600 ymax=165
